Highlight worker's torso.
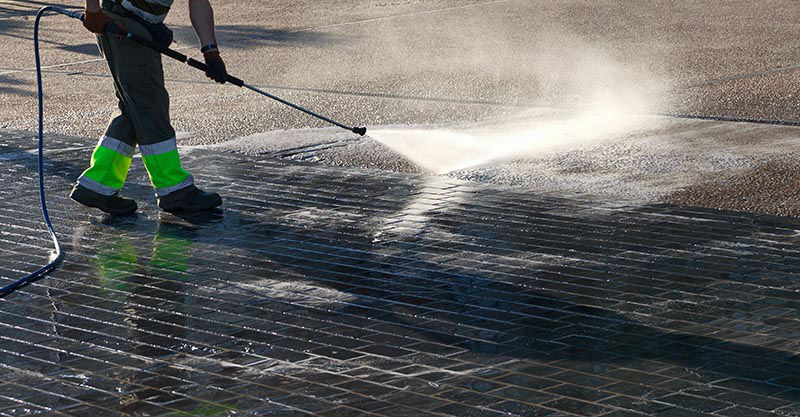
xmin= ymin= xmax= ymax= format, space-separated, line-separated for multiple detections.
xmin=119 ymin=0 xmax=173 ymax=24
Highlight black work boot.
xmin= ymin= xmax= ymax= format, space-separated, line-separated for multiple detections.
xmin=70 ymin=184 xmax=137 ymax=215
xmin=158 ymin=185 xmax=222 ymax=212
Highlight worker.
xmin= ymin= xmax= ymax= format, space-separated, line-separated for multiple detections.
xmin=70 ymin=0 xmax=226 ymax=215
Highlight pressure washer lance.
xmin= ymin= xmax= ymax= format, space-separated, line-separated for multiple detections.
xmin=55 ymin=8 xmax=367 ymax=136
xmin=103 ymin=23 xmax=367 ymax=136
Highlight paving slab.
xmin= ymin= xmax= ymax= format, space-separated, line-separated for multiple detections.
xmin=2 ymin=129 xmax=800 ymax=416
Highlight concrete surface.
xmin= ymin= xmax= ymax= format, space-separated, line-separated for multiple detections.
xmin=2 ymin=0 xmax=800 ymax=137
xmin=2 ymin=0 xmax=800 ymax=216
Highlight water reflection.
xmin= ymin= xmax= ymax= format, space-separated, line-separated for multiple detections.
xmin=72 ymin=175 xmax=800 ymax=412
xmin=90 ymin=216 xmax=238 ymax=414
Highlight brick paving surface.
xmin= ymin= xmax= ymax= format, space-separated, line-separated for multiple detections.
xmin=1 ymin=129 xmax=800 ymax=416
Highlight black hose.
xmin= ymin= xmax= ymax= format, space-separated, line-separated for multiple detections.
xmin=0 ymin=6 xmax=77 ymax=296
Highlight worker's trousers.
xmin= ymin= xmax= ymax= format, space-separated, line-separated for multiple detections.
xmin=76 ymin=10 xmax=193 ymax=197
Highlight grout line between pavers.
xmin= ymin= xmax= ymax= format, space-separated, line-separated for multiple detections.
xmin=0 ymin=258 xmax=731 ymax=415
xmin=6 ymin=244 xmax=800 ymax=410
xmin=6 ymin=214 xmax=800 ymax=354
xmin=0 ymin=330 xmax=349 ymax=417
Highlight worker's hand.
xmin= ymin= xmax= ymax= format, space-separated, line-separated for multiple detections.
xmin=82 ymin=9 xmax=111 ymax=34
xmin=203 ymin=50 xmax=228 ymax=84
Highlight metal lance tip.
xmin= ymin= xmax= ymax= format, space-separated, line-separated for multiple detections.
xmin=353 ymin=127 xmax=367 ymax=136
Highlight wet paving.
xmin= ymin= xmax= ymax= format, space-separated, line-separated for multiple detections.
xmin=211 ymin=118 xmax=800 ymax=218
xmin=2 ymin=129 xmax=800 ymax=416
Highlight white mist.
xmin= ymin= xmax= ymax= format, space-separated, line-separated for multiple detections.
xmin=369 ymin=97 xmax=655 ymax=174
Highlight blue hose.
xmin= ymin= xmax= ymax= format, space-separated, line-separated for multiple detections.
xmin=0 ymin=6 xmax=81 ymax=296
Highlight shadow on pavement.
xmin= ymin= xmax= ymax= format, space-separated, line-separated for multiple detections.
xmin=76 ymin=163 xmax=800 ymax=410
xmin=4 ymin=141 xmax=800 ymax=414
xmin=0 ymin=1 xmax=80 ymax=18
xmin=171 ymin=24 xmax=337 ymax=50
xmin=0 ymin=74 xmax=34 ymax=97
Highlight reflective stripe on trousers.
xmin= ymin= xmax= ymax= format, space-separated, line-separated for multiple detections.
xmin=77 ymin=135 xmax=135 ymax=195
xmin=76 ymin=19 xmax=193 ymax=198
xmin=139 ymin=137 xmax=193 ymax=196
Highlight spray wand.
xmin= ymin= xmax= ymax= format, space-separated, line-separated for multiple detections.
xmin=105 ymin=25 xmax=368 ymax=136
xmin=51 ymin=7 xmax=368 ymax=136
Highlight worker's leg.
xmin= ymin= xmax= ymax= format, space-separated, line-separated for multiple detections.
xmin=76 ymin=94 xmax=137 ymax=196
xmin=121 ymin=44 xmax=221 ymax=211
xmin=76 ymin=10 xmax=220 ymax=212
xmin=99 ymin=21 xmax=193 ymax=197
xmin=104 ymin=14 xmax=220 ymax=211
xmin=71 ymin=23 xmax=138 ymax=215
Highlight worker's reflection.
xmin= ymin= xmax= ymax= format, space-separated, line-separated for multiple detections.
xmin=94 ymin=230 xmax=139 ymax=297
xmin=92 ymin=214 xmax=236 ymax=414
xmin=93 ymin=217 xmax=195 ymax=359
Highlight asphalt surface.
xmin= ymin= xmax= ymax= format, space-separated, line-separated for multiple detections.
xmin=1 ymin=0 xmax=800 ymax=215
xmin=3 ymin=0 xmax=800 ymax=136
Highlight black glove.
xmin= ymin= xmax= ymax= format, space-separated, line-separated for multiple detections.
xmin=82 ymin=9 xmax=111 ymax=34
xmin=203 ymin=50 xmax=228 ymax=84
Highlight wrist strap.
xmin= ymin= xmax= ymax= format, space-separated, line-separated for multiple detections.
xmin=200 ymin=44 xmax=218 ymax=53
